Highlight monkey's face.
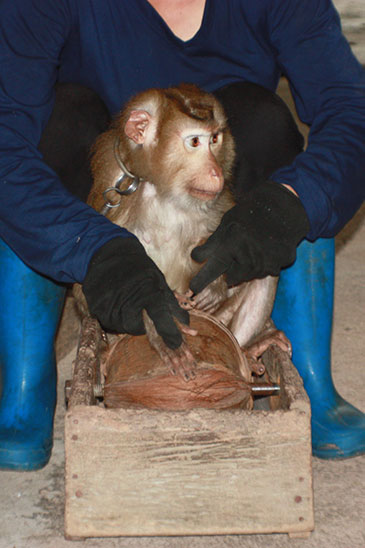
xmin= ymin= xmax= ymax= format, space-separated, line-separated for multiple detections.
xmin=150 ymin=118 xmax=230 ymax=210
xmin=120 ymin=86 xmax=235 ymax=210
xmin=181 ymin=127 xmax=224 ymax=200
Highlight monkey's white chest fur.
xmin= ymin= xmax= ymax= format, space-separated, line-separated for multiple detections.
xmin=120 ymin=181 xmax=216 ymax=293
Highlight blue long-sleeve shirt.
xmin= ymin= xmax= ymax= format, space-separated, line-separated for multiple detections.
xmin=0 ymin=0 xmax=364 ymax=283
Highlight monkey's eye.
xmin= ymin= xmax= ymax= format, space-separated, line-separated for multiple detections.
xmin=184 ymin=134 xmax=210 ymax=150
xmin=187 ymin=136 xmax=201 ymax=148
xmin=210 ymin=133 xmax=220 ymax=144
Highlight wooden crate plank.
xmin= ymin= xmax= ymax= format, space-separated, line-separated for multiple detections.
xmin=65 ymin=404 xmax=313 ymax=538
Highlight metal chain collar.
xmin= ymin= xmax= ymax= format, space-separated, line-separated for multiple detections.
xmin=100 ymin=136 xmax=141 ymax=216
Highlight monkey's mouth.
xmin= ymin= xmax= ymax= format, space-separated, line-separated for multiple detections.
xmin=188 ymin=187 xmax=220 ymax=201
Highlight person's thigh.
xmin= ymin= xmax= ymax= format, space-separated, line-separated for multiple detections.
xmin=38 ymin=83 xmax=111 ymax=202
xmin=214 ymin=81 xmax=304 ymax=198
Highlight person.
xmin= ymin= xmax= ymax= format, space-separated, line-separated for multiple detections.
xmin=0 ymin=0 xmax=364 ymax=470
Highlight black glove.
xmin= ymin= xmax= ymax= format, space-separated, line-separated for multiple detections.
xmin=83 ymin=237 xmax=189 ymax=349
xmin=190 ymin=181 xmax=310 ymax=294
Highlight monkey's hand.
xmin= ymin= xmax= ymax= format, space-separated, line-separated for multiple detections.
xmin=143 ymin=312 xmax=198 ymax=381
xmin=190 ymin=182 xmax=310 ymax=293
xmin=83 ymin=237 xmax=189 ymax=349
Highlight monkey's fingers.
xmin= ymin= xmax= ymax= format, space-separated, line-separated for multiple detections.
xmin=160 ymin=342 xmax=197 ymax=382
xmin=174 ymin=290 xmax=195 ymax=310
xmin=191 ymin=285 xmax=226 ymax=313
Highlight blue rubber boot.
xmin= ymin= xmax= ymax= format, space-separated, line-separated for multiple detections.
xmin=0 ymin=240 xmax=65 ymax=470
xmin=272 ymin=238 xmax=365 ymax=459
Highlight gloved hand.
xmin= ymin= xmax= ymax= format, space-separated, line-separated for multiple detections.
xmin=83 ymin=237 xmax=189 ymax=349
xmin=190 ymin=181 xmax=310 ymax=294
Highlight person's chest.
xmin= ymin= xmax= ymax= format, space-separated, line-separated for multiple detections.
xmin=59 ymin=0 xmax=279 ymax=113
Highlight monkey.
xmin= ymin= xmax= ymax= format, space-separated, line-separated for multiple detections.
xmin=74 ymin=83 xmax=292 ymax=383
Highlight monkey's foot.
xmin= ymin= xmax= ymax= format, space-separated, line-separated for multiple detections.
xmin=246 ymin=328 xmax=292 ymax=360
xmin=243 ymin=326 xmax=292 ymax=377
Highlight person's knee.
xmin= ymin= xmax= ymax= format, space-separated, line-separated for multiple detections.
xmin=38 ymin=83 xmax=111 ymax=201
xmin=214 ymin=81 xmax=304 ymax=197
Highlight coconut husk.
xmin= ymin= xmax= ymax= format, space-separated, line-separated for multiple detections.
xmin=102 ymin=311 xmax=253 ymax=411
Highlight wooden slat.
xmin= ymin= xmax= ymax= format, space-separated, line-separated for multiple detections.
xmin=68 ymin=317 xmax=102 ymax=408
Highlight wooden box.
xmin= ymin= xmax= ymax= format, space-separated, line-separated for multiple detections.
xmin=64 ymin=318 xmax=314 ymax=540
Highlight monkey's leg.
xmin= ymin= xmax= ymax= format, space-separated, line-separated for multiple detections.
xmin=214 ymin=277 xmax=290 ymax=376
xmin=214 ymin=276 xmax=278 ymax=347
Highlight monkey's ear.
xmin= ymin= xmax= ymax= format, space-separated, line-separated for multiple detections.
xmin=124 ymin=110 xmax=152 ymax=144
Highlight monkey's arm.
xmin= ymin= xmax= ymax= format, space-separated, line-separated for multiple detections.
xmin=190 ymin=181 xmax=309 ymax=293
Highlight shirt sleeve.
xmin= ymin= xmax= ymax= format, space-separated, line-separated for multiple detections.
xmin=0 ymin=0 xmax=130 ymax=283
xmin=267 ymin=0 xmax=365 ymax=239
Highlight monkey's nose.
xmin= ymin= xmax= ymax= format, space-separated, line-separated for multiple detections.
xmin=211 ymin=166 xmax=223 ymax=180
